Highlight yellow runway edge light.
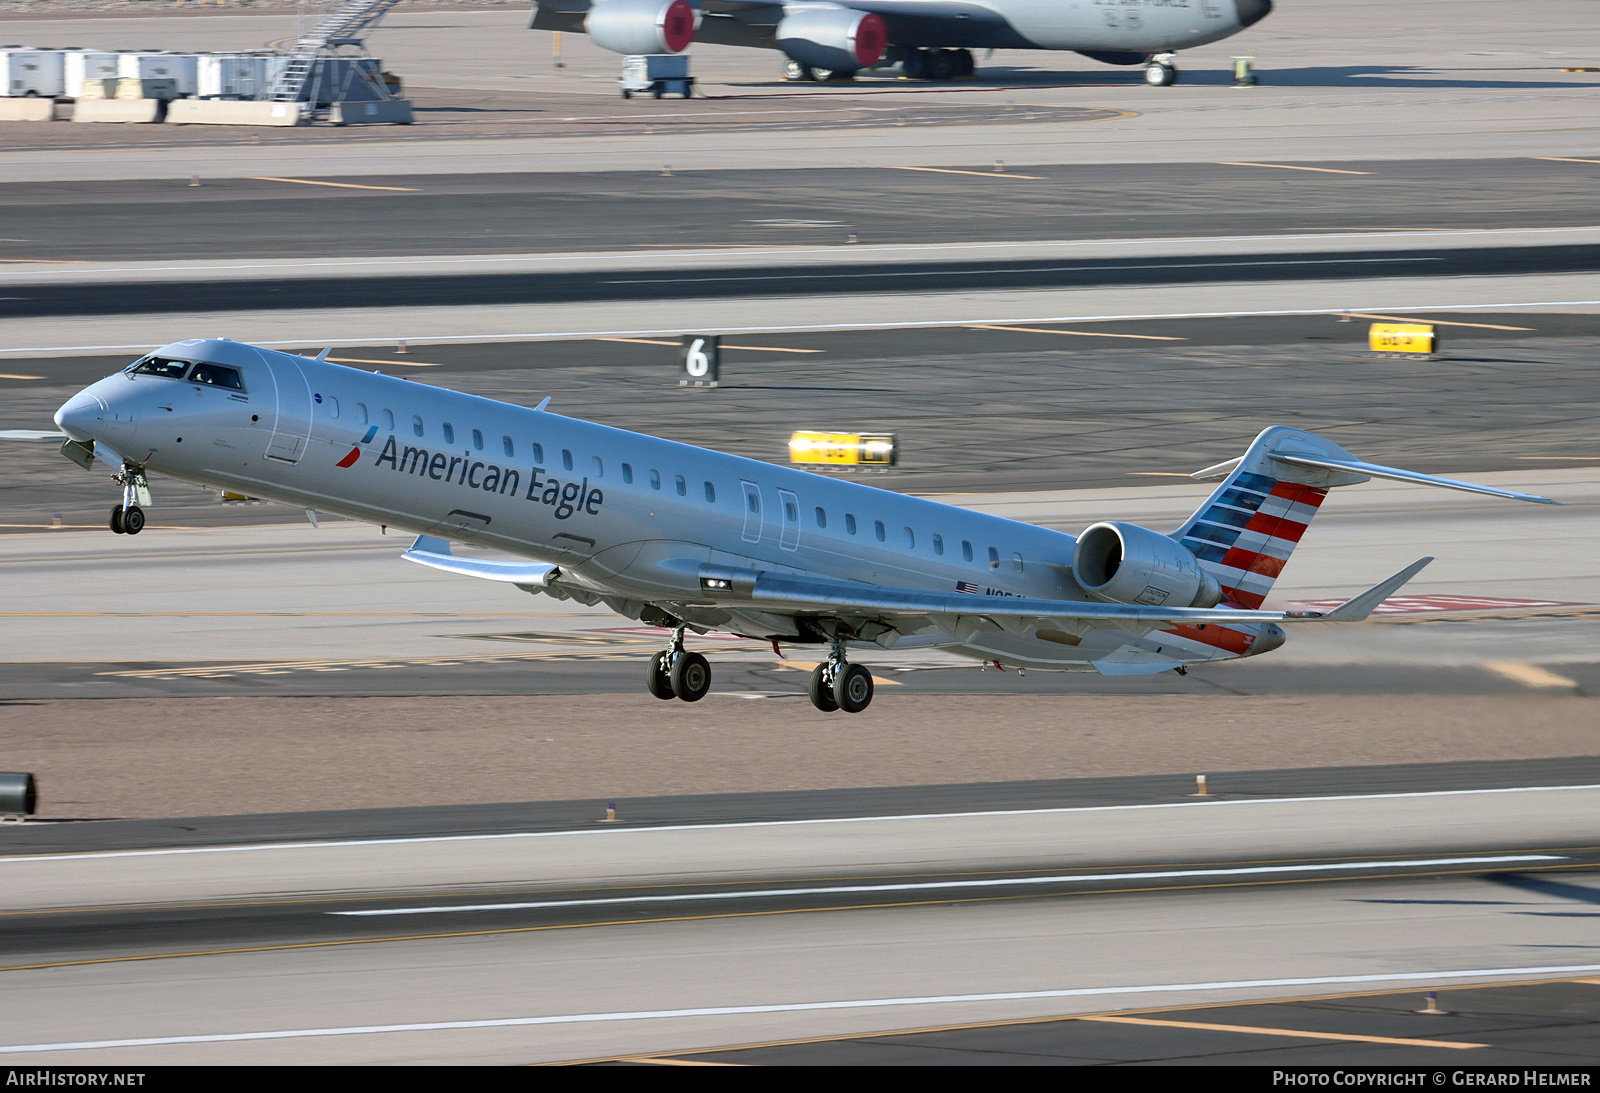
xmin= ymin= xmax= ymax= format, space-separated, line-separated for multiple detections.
xmin=1369 ymin=323 xmax=1438 ymax=355
xmin=789 ymin=431 xmax=898 ymax=467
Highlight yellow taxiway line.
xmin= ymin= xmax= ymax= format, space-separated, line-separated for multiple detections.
xmin=1482 ymin=661 xmax=1580 ymax=689
xmin=1217 ymin=162 xmax=1371 ymax=175
xmin=251 ymin=177 xmax=417 ymax=192
xmin=887 ymin=166 xmax=1045 ymax=180
xmin=1336 ymin=311 xmax=1533 ymax=331
xmin=966 ymin=324 xmax=1185 ymax=341
xmin=328 ymin=356 xmax=444 ymax=368
xmin=1080 ymin=1014 xmax=1485 ymax=1049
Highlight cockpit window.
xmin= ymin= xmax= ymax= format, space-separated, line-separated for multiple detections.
xmin=129 ymin=357 xmax=191 ymax=380
xmin=188 ymin=363 xmax=244 ymax=391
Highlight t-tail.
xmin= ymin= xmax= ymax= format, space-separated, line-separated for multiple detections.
xmin=1171 ymin=426 xmax=1557 ymax=610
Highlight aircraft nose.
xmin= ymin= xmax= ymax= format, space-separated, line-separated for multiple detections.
xmin=54 ymin=394 xmax=104 ymax=443
xmin=1234 ymin=0 xmax=1272 ymax=27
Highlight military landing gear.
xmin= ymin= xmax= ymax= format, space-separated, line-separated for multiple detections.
xmin=647 ymin=626 xmax=712 ymax=702
xmin=1144 ymin=53 xmax=1179 ymax=87
xmin=904 ymin=48 xmax=974 ymax=81
xmin=782 ymin=59 xmax=855 ymax=82
xmin=109 ymin=464 xmax=150 ymax=535
xmin=808 ymin=640 xmax=874 ymax=714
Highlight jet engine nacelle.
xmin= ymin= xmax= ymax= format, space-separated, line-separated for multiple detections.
xmin=1073 ymin=521 xmax=1223 ymax=608
xmin=776 ymin=9 xmax=887 ymax=72
xmin=585 ymin=0 xmax=697 ymax=56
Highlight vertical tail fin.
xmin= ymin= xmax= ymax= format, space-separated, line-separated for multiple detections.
xmin=1170 ymin=427 xmax=1360 ymax=609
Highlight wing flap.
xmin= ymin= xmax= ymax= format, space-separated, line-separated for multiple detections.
xmin=402 ymin=536 xmax=561 ymax=588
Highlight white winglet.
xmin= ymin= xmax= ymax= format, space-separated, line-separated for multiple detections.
xmin=1288 ymin=557 xmax=1434 ymax=623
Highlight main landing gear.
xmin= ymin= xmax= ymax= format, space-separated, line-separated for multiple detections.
xmin=808 ymin=639 xmax=874 ymax=714
xmin=900 ymin=48 xmax=975 ymax=81
xmin=1144 ymin=52 xmax=1179 ymax=87
xmin=108 ymin=464 xmax=151 ymax=535
xmin=647 ymin=626 xmax=712 ymax=703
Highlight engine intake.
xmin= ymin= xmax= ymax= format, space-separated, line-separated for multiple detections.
xmin=1073 ymin=521 xmax=1222 ymax=608
xmin=586 ymin=0 xmax=697 ymax=56
xmin=776 ymin=9 xmax=887 ymax=72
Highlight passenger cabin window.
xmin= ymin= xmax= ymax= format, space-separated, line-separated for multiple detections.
xmin=592 ymin=456 xmax=604 ymax=477
xmin=561 ymin=449 xmax=574 ymax=471
xmin=785 ymin=499 xmax=799 ymax=523
xmin=442 ymin=423 xmax=455 ymax=445
xmin=130 ymin=357 xmax=190 ymax=380
xmin=815 ymin=507 xmax=827 ymax=528
xmin=327 ymin=396 xmax=339 ymax=418
xmin=704 ymin=481 xmax=716 ymax=503
xmin=904 ymin=527 xmax=914 ymax=550
xmin=675 ymin=475 xmax=687 ymax=497
xmin=962 ymin=540 xmax=974 ymax=562
xmin=874 ymin=520 xmax=886 ymax=543
xmin=189 ymin=363 xmax=244 ymax=390
xmin=933 ymin=534 xmax=944 ymax=556
xmin=532 ymin=443 xmax=544 ymax=464
xmin=622 ymin=463 xmax=634 ymax=484
xmin=988 ymin=547 xmax=1000 ymax=569
xmin=502 ymin=436 xmax=514 ymax=458
xmin=412 ymin=415 xmax=424 ymax=438
xmin=383 ymin=409 xmax=394 ymax=430
xmin=357 ymin=403 xmax=370 ymax=425
xmin=845 ymin=514 xmax=857 ymax=535
xmin=649 ymin=469 xmax=661 ymax=490
xmin=1013 ymin=552 xmax=1025 ymax=573
xmin=472 ymin=429 xmax=484 ymax=451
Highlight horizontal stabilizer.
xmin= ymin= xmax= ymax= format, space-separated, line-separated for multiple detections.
xmin=1271 ymin=453 xmax=1559 ymax=505
xmin=1294 ymin=557 xmax=1434 ymax=623
xmin=402 ymin=536 xmax=561 ymax=587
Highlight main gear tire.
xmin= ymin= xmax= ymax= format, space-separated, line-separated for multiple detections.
xmin=670 ymin=650 xmax=711 ymax=702
xmin=833 ymin=662 xmax=874 ymax=713
xmin=808 ymin=663 xmax=839 ymax=712
xmin=646 ymin=651 xmax=675 ymax=700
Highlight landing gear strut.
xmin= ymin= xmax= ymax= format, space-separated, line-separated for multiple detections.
xmin=808 ymin=639 xmax=875 ymax=714
xmin=109 ymin=464 xmax=150 ymax=535
xmin=646 ymin=625 xmax=712 ymax=702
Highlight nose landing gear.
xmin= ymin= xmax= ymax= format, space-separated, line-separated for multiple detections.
xmin=646 ymin=625 xmax=712 ymax=702
xmin=109 ymin=464 xmax=151 ymax=535
xmin=808 ymin=639 xmax=875 ymax=713
xmin=1144 ymin=52 xmax=1179 ymax=87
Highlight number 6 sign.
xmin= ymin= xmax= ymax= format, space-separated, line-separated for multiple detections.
xmin=679 ymin=335 xmax=721 ymax=388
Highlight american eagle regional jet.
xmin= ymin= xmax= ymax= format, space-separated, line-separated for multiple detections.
xmin=14 ymin=338 xmax=1555 ymax=714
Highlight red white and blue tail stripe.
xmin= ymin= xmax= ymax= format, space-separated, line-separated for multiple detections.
xmin=1173 ymin=469 xmax=1326 ymax=609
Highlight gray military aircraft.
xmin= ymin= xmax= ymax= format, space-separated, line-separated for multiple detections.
xmin=20 ymin=338 xmax=1554 ymax=714
xmin=533 ymin=0 xmax=1272 ymax=86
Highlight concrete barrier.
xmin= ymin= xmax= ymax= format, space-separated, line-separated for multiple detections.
xmin=331 ymin=99 xmax=413 ymax=125
xmin=72 ymin=98 xmax=163 ymax=123
xmin=0 ymin=97 xmax=53 ymax=122
xmin=166 ymin=99 xmax=300 ymax=126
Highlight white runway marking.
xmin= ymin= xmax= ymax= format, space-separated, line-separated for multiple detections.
xmin=5 ymin=964 xmax=1600 ymax=1055
xmin=2 ymin=785 xmax=1597 ymax=865
xmin=330 ymin=855 xmax=1564 ymax=917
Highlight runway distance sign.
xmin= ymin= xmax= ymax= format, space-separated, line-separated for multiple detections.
xmin=680 ymin=335 xmax=720 ymax=388
xmin=1369 ymin=322 xmax=1437 ymax=355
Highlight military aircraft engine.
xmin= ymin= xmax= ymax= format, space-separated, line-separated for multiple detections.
xmin=585 ymin=0 xmax=698 ymax=55
xmin=1073 ymin=521 xmax=1223 ymax=608
xmin=775 ymin=9 xmax=888 ymax=73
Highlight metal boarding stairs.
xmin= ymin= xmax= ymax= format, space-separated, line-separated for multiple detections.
xmin=267 ymin=0 xmax=401 ymax=112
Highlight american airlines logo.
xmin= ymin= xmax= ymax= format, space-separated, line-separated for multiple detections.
xmin=368 ymin=434 xmax=604 ymax=520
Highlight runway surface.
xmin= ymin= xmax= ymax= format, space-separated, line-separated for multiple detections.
xmin=2 ymin=777 xmax=1598 ymax=1064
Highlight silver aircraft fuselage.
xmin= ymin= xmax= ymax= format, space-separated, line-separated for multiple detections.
xmin=52 ymin=338 xmax=1269 ymax=672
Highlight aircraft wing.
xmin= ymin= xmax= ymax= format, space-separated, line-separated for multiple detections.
xmin=0 ymin=430 xmax=69 ymax=440
xmin=693 ymin=559 xmax=1432 ymax=639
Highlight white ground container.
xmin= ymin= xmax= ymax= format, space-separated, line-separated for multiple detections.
xmin=0 ymin=50 xmax=66 ymax=97
xmin=62 ymin=50 xmax=119 ymax=98
xmin=117 ymin=53 xmax=198 ymax=97
xmin=197 ymin=53 xmax=280 ymax=100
